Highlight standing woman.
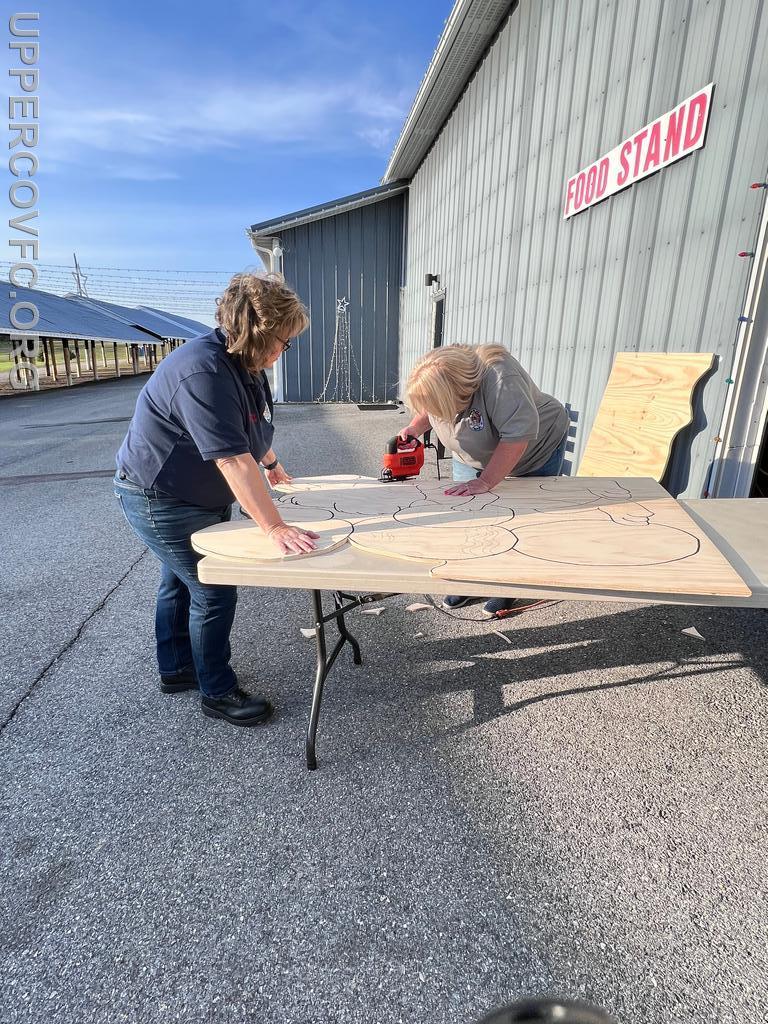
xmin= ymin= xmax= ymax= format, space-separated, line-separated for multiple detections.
xmin=114 ymin=272 xmax=318 ymax=726
xmin=400 ymin=344 xmax=569 ymax=617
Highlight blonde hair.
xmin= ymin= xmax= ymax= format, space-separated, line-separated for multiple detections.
xmin=405 ymin=344 xmax=509 ymax=420
xmin=215 ymin=271 xmax=309 ymax=372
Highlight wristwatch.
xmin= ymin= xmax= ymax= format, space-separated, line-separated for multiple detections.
xmin=263 ymin=457 xmax=279 ymax=471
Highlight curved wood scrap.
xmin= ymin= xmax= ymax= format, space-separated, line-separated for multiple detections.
xmin=191 ymin=519 xmax=353 ymax=563
xmin=578 ymin=352 xmax=714 ymax=480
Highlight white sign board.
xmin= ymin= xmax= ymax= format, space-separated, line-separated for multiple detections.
xmin=563 ymin=83 xmax=714 ymax=219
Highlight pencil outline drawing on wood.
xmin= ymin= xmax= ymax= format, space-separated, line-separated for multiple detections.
xmin=268 ymin=475 xmax=750 ymax=597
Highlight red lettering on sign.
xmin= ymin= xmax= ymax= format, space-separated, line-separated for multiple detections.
xmin=664 ymin=106 xmax=684 ymax=161
xmin=596 ymin=157 xmax=610 ymax=198
xmin=565 ymin=176 xmax=577 ymax=216
xmin=585 ymin=164 xmax=598 ymax=204
xmin=643 ymin=121 xmax=661 ymax=172
xmin=632 ymin=128 xmax=648 ymax=177
xmin=684 ymin=91 xmax=708 ymax=149
xmin=574 ymin=171 xmax=586 ymax=210
xmin=617 ymin=140 xmax=632 ymax=186
xmin=563 ymin=84 xmax=711 ymax=220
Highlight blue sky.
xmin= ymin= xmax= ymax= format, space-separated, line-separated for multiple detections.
xmin=33 ymin=0 xmax=452 ymax=285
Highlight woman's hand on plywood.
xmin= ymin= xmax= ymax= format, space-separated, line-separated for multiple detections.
xmin=444 ymin=478 xmax=492 ymax=496
xmin=266 ymin=462 xmax=293 ymax=487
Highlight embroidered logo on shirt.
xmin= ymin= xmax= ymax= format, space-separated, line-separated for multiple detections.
xmin=468 ymin=409 xmax=484 ymax=431
xmin=249 ymin=413 xmax=258 ymax=423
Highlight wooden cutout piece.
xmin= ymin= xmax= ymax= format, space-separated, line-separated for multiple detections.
xmin=350 ymin=523 xmax=518 ymax=563
xmin=430 ymin=497 xmax=750 ymax=597
xmin=578 ymin=352 xmax=714 ymax=480
xmin=191 ymin=519 xmax=352 ymax=563
xmin=255 ymin=474 xmax=749 ymax=598
xmin=275 ymin=474 xmax=372 ymax=493
xmin=277 ymin=478 xmax=426 ymax=520
xmin=349 ymin=478 xmax=747 ymax=597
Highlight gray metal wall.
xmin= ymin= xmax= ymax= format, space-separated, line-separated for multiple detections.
xmin=400 ymin=0 xmax=768 ymax=496
xmin=279 ymin=194 xmax=405 ymax=402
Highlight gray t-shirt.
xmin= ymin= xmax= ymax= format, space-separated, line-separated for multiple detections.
xmin=430 ymin=352 xmax=569 ymax=475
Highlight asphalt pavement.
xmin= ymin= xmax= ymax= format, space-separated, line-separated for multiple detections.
xmin=1 ymin=377 xmax=766 ymax=1024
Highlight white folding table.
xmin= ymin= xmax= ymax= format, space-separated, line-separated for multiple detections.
xmin=193 ymin=497 xmax=768 ymax=769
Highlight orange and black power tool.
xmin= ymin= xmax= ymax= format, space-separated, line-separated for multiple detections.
xmin=380 ymin=434 xmax=425 ymax=482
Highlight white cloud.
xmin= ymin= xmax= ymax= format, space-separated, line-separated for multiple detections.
xmin=357 ymin=126 xmax=396 ymax=151
xmin=42 ymin=69 xmax=412 ymax=173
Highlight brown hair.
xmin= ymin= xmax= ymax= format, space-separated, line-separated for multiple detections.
xmin=405 ymin=344 xmax=509 ymax=420
xmin=215 ymin=271 xmax=309 ymax=372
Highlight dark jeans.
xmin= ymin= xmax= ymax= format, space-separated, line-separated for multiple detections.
xmin=451 ymin=431 xmax=568 ymax=482
xmin=113 ymin=476 xmax=238 ymax=697
xmin=449 ymin=433 xmax=568 ymax=607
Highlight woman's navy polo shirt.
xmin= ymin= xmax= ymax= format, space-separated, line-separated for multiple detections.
xmin=116 ymin=328 xmax=275 ymax=508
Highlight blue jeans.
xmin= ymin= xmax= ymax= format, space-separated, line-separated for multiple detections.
xmin=452 ymin=432 xmax=567 ymax=482
xmin=113 ymin=476 xmax=238 ymax=697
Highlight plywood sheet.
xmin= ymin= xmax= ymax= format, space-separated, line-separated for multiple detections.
xmin=268 ymin=475 xmax=748 ymax=598
xmin=578 ymin=352 xmax=714 ymax=479
xmin=430 ymin=496 xmax=748 ymax=596
xmin=195 ymin=499 xmax=767 ymax=609
xmin=192 ymin=519 xmax=352 ymax=562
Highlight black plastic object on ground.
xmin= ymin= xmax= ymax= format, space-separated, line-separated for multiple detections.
xmin=476 ymin=999 xmax=615 ymax=1024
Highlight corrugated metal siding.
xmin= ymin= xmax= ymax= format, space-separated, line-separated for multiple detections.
xmin=400 ymin=0 xmax=768 ymax=497
xmin=279 ymin=194 xmax=405 ymax=402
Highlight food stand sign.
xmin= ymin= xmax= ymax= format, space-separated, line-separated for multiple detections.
xmin=563 ymin=83 xmax=714 ymax=219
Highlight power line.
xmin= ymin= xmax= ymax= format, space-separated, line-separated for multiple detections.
xmin=26 ymin=290 xmax=221 ymax=303
xmin=0 ymin=259 xmax=226 ymax=319
xmin=0 ymin=267 xmax=232 ymax=289
xmin=0 ymin=261 xmax=239 ymax=274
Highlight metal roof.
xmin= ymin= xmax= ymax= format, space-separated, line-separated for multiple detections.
xmin=67 ymin=295 xmax=205 ymax=340
xmin=0 ymin=284 xmax=160 ymax=344
xmin=249 ymin=180 xmax=409 ymax=236
xmin=138 ymin=305 xmax=210 ymax=336
xmin=383 ymin=0 xmax=512 ymax=182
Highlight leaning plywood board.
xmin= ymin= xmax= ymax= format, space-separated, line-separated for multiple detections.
xmin=272 ymin=475 xmax=749 ymax=598
xmin=578 ymin=352 xmax=714 ymax=479
xmin=192 ymin=519 xmax=352 ymax=562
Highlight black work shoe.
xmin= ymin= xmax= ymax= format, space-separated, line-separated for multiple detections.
xmin=160 ymin=670 xmax=199 ymax=694
xmin=200 ymin=686 xmax=274 ymax=727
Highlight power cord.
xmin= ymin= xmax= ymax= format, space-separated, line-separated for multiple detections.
xmin=422 ymin=594 xmax=557 ymax=622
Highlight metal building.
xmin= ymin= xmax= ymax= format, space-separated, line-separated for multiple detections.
xmin=249 ymin=182 xmax=407 ymax=403
xmin=68 ymin=296 xmax=208 ymax=342
xmin=385 ymin=0 xmax=768 ymax=498
xmin=1 ymin=285 xmax=209 ymax=389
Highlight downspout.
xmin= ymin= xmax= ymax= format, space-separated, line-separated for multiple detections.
xmin=246 ymin=230 xmax=285 ymax=403
xmin=708 ymin=184 xmax=768 ymax=497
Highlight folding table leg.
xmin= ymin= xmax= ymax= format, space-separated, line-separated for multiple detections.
xmin=333 ymin=591 xmax=362 ymax=665
xmin=306 ymin=590 xmax=329 ymax=771
xmin=305 ymin=588 xmax=365 ymax=771
xmin=304 ymin=589 xmax=399 ymax=770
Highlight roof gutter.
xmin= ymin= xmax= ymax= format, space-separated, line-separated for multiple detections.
xmin=246 ymin=232 xmax=283 ymax=273
xmin=247 ymin=181 xmax=409 ymax=237
xmin=383 ymin=0 xmax=513 ymax=182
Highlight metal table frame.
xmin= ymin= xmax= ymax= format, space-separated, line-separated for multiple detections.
xmin=306 ymin=589 xmax=397 ymax=770
xmin=195 ymin=499 xmax=768 ymax=771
